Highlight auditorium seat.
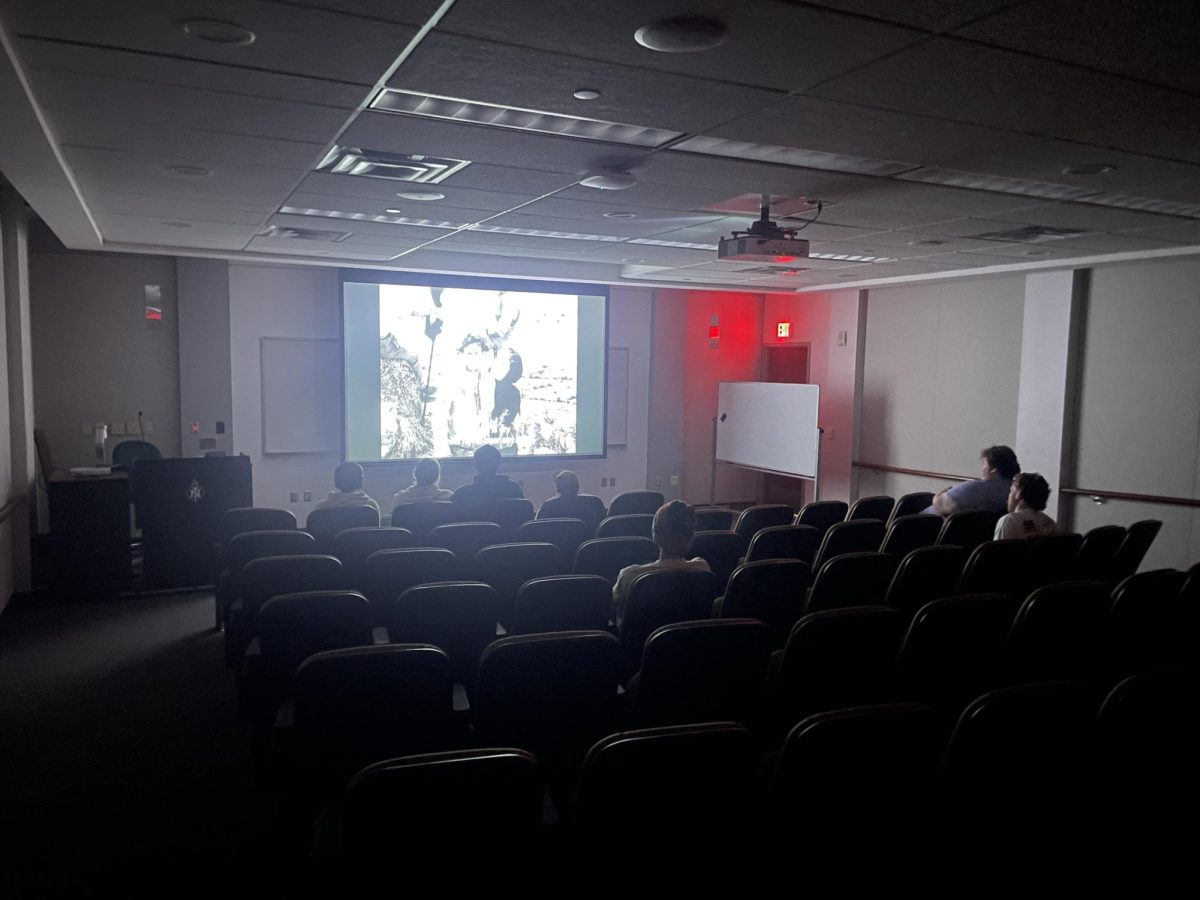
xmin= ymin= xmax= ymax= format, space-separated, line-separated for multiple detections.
xmin=1002 ymin=580 xmax=1110 ymax=683
xmin=687 ymin=530 xmax=749 ymax=590
xmin=717 ymin=560 xmax=810 ymax=648
xmin=769 ymin=606 xmax=905 ymax=733
xmin=693 ymin=506 xmax=738 ymax=532
xmin=536 ymin=493 xmax=607 ymax=533
xmin=811 ymin=519 xmax=887 ymax=573
xmin=226 ymin=554 xmax=345 ymax=666
xmin=305 ymin=505 xmax=380 ymax=553
xmin=1105 ymin=569 xmax=1187 ymax=679
xmin=806 ymin=551 xmax=897 ymax=614
xmin=619 ymin=569 xmax=719 ymax=678
xmin=744 ymin=524 xmax=821 ymax=566
xmin=794 ymin=500 xmax=848 ymax=539
xmin=574 ymin=536 xmax=658 ymax=584
xmin=897 ymin=593 xmax=1021 ymax=713
xmin=1109 ymin=519 xmax=1163 ymax=583
xmin=936 ymin=509 xmax=998 ymax=553
xmin=884 ymin=545 xmax=969 ymax=620
xmin=331 ymin=527 xmax=416 ymax=582
xmin=389 ymin=501 xmax=460 ymax=539
xmin=596 ymin=513 xmax=654 ymax=539
xmin=1022 ymin=532 xmax=1084 ymax=594
xmin=768 ymin=703 xmax=945 ymax=826
xmin=386 ymin=582 xmax=499 ymax=683
xmin=512 ymin=575 xmax=612 ymax=634
xmin=426 ymin=521 xmax=505 ymax=578
xmin=337 ymin=749 xmax=544 ymax=872
xmin=889 ymin=492 xmax=935 ymax=524
xmin=516 ymin=517 xmax=593 ymax=564
xmin=607 ymin=490 xmax=663 ymax=517
xmin=1166 ymin=563 xmax=1200 ymax=663
xmin=936 ymin=681 xmax=1096 ymax=816
xmin=733 ymin=504 xmax=794 ymax=541
xmin=1074 ymin=524 xmax=1126 ymax=580
xmin=627 ymin=618 xmax=770 ymax=727
xmin=573 ymin=723 xmax=755 ymax=862
xmin=360 ymin=547 xmax=458 ymax=613
xmin=218 ymin=507 xmax=295 ymax=570
xmin=957 ymin=539 xmax=1031 ymax=597
xmin=880 ymin=514 xmax=943 ymax=560
xmin=473 ymin=631 xmax=620 ymax=770
xmin=475 ymin=542 xmax=566 ymax=625
xmin=482 ymin=497 xmax=536 ymax=539
xmin=846 ymin=495 xmax=895 ymax=523
xmin=240 ymin=590 xmax=372 ymax=725
xmin=216 ymin=529 xmax=315 ymax=629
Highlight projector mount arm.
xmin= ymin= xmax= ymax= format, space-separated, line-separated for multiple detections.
xmin=728 ymin=193 xmax=823 ymax=241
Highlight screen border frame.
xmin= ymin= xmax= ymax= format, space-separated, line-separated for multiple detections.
xmin=338 ymin=269 xmax=611 ymax=471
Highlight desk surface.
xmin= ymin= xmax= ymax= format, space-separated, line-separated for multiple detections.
xmin=48 ymin=469 xmax=129 ymax=485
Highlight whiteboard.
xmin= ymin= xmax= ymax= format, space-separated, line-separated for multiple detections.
xmin=261 ymin=337 xmax=341 ymax=454
xmin=715 ymin=381 xmax=820 ymax=479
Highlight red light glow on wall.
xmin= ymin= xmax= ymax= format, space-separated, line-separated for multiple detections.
xmin=708 ymin=325 xmax=720 ymax=339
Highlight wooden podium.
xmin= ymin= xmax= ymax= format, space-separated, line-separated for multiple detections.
xmin=131 ymin=455 xmax=253 ymax=589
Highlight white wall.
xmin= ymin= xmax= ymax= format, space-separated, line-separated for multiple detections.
xmin=30 ymin=249 xmax=181 ymax=467
xmin=177 ymin=258 xmax=233 ymax=456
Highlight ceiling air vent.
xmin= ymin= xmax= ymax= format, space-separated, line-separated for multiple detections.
xmin=970 ymin=225 xmax=1088 ymax=243
xmin=258 ymin=225 xmax=352 ymax=242
xmin=316 ymin=146 xmax=470 ymax=183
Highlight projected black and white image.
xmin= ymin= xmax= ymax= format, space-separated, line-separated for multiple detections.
xmin=378 ymin=284 xmax=578 ymax=458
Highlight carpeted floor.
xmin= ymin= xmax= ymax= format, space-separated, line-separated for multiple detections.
xmin=0 ymin=591 xmax=284 ymax=888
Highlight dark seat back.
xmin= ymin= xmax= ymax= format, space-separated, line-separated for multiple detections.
xmin=620 ymin=569 xmax=720 ymax=677
xmin=305 ymin=505 xmax=380 ymax=552
xmin=596 ymin=513 xmax=654 ymax=539
xmin=475 ymin=542 xmax=567 ymax=624
xmin=745 ymin=524 xmax=821 ymax=566
xmin=481 ymin=497 xmax=536 ymax=539
xmin=516 ymin=518 xmax=593 ymax=564
xmin=890 ymin=491 xmax=935 ymax=524
xmin=885 ymin=545 xmax=969 ymax=620
xmin=361 ymin=548 xmax=459 ymax=612
xmin=240 ymin=554 xmax=345 ymax=624
xmin=630 ymin=619 xmax=771 ymax=726
xmin=957 ymin=538 xmax=1032 ymax=597
xmin=536 ymin=494 xmax=606 ymax=532
xmin=112 ymin=439 xmax=161 ymax=467
xmin=225 ymin=530 xmax=316 ymax=582
xmin=331 ymin=527 xmax=416 ymax=581
xmin=794 ymin=500 xmax=849 ymax=539
xmin=387 ymin=581 xmax=499 ymax=681
xmin=1109 ymin=519 xmax=1163 ymax=583
xmin=693 ymin=507 xmax=738 ymax=532
xmin=221 ymin=507 xmax=296 ymax=548
xmin=574 ymin=536 xmax=658 ymax=584
xmin=936 ymin=509 xmax=999 ymax=553
xmin=719 ymin=560 xmax=810 ymax=647
xmin=806 ymin=551 xmax=897 ymax=614
xmin=1003 ymin=580 xmax=1110 ymax=681
xmin=1074 ymin=524 xmax=1125 ymax=580
xmin=513 ymin=575 xmax=612 ymax=634
xmin=607 ymin=490 xmax=664 ymax=517
xmin=426 ymin=521 xmax=505 ymax=578
xmin=1023 ymin=532 xmax=1084 ymax=594
xmin=733 ymin=504 xmax=795 ymax=541
xmin=687 ymin=530 xmax=749 ymax=591
xmin=1106 ymin=569 xmax=1188 ymax=678
xmin=880 ymin=514 xmax=943 ymax=559
xmin=389 ymin=501 xmax=460 ymax=539
xmin=812 ymin=519 xmax=887 ymax=573
xmin=846 ymin=495 xmax=895 ymax=523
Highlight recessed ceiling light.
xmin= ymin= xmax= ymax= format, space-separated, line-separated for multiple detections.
xmin=1062 ymin=163 xmax=1116 ymax=176
xmin=573 ymin=88 xmax=601 ymax=101
xmin=635 ymin=16 xmax=729 ymax=52
xmin=164 ymin=164 xmax=210 ymax=176
xmin=621 ymin=257 xmax=647 ymax=264
xmin=603 ymin=211 xmax=637 ymax=219
xmin=908 ymin=239 xmax=948 ymax=246
xmin=178 ymin=19 xmax=256 ymax=46
xmin=385 ymin=207 xmax=403 ymax=214
xmin=161 ymin=221 xmax=192 ymax=228
xmin=395 ymin=190 xmax=445 ymax=201
xmin=1023 ymin=249 xmax=1054 ymax=257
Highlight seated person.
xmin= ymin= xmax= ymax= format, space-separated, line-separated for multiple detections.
xmin=927 ymin=445 xmax=1020 ymax=517
xmin=611 ymin=500 xmax=711 ymax=624
xmin=315 ymin=461 xmax=380 ymax=514
xmin=392 ymin=457 xmax=454 ymax=507
xmin=994 ymin=472 xmax=1057 ymax=539
xmin=452 ymin=444 xmax=524 ymax=505
xmin=537 ymin=470 xmax=606 ymax=529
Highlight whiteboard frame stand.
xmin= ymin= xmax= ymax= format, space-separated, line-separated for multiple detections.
xmin=710 ymin=418 xmax=823 ymax=505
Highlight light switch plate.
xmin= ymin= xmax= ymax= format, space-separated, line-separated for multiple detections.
xmin=670 ymin=475 xmax=680 ymax=485
xmin=143 ymin=420 xmax=154 ymax=434
xmin=125 ymin=421 xmax=140 ymax=435
xmin=110 ymin=422 xmax=126 ymax=436
xmin=289 ymin=491 xmax=299 ymax=503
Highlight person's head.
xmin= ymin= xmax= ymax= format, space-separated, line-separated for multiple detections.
xmin=980 ymin=445 xmax=1020 ymax=480
xmin=413 ymin=457 xmax=441 ymax=488
xmin=652 ymin=500 xmax=697 ymax=559
xmin=334 ymin=461 xmax=364 ymax=493
xmin=473 ymin=444 xmax=502 ymax=476
xmin=554 ymin=469 xmax=579 ymax=497
xmin=1008 ymin=472 xmax=1050 ymax=513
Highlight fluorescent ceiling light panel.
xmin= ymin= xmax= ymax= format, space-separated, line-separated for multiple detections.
xmin=670 ymin=135 xmax=916 ymax=177
xmin=897 ymin=167 xmax=1093 ymax=200
xmin=316 ymin=146 xmax=471 ymax=183
xmin=279 ymin=206 xmax=465 ymax=229
xmin=468 ymin=224 xmax=625 ymax=242
xmin=809 ymin=251 xmax=896 ymax=262
xmin=627 ymin=237 xmax=717 ymax=250
xmin=372 ymin=88 xmax=683 ymax=148
xmin=1078 ymin=192 xmax=1200 ymax=219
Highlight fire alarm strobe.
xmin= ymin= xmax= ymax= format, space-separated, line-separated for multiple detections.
xmin=717 ymin=194 xmax=812 ymax=264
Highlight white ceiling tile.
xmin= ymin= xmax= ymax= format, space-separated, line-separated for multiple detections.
xmin=87 ymin=190 xmax=276 ymax=223
xmin=803 ymin=1 xmax=1018 ymax=31
xmin=439 ymin=0 xmax=925 ymax=91
xmin=62 ymin=145 xmax=304 ymax=192
xmin=963 ymin=201 xmax=1185 ymax=233
xmin=1044 ymin=233 xmax=1190 ymax=254
xmin=282 ymin=195 xmax=484 ymax=226
xmin=388 ymin=33 xmax=782 ymax=134
xmin=1117 ymin=221 xmax=1200 ymax=244
xmin=103 ymin=231 xmax=249 ymax=250
xmin=290 ymin=172 xmax=542 ymax=209
xmin=485 ymin=210 xmax=712 ymax=239
xmin=266 ymin=212 xmax=447 ymax=243
xmin=5 ymin=0 xmax=418 ymax=84
xmin=95 ymin=213 xmax=258 ymax=237
xmin=579 ymin=242 xmax=713 ymax=267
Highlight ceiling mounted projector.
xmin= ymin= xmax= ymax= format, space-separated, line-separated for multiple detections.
xmin=718 ymin=194 xmax=812 ymax=263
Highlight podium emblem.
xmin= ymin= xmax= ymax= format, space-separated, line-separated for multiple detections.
xmin=186 ymin=480 xmax=205 ymax=503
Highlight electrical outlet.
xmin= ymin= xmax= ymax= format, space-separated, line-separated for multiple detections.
xmin=110 ymin=422 xmax=126 ymax=436
xmin=125 ymin=421 xmax=140 ymax=435
xmin=670 ymin=475 xmax=680 ymax=486
xmin=289 ymin=491 xmax=299 ymax=503
xmin=654 ymin=475 xmax=662 ymax=487
xmin=303 ymin=490 xmax=312 ymax=502
xmin=143 ymin=420 xmax=154 ymax=434
xmin=610 ymin=477 xmax=616 ymax=487
xmin=600 ymin=477 xmax=608 ymax=487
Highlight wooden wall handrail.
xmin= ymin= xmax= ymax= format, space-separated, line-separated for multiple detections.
xmin=1058 ymin=486 xmax=1200 ymax=509
xmin=0 ymin=493 xmax=27 ymax=524
xmin=852 ymin=461 xmax=974 ymax=482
